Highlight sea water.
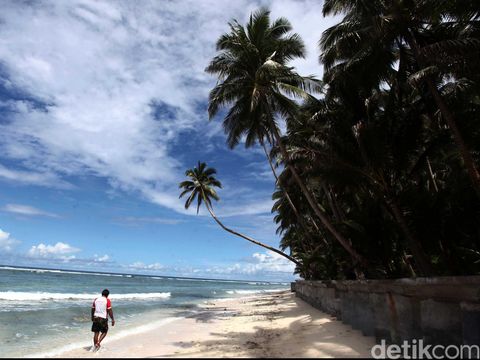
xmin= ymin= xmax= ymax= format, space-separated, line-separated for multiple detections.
xmin=0 ymin=266 xmax=288 ymax=357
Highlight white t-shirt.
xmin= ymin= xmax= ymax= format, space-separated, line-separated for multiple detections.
xmin=92 ymin=296 xmax=112 ymax=319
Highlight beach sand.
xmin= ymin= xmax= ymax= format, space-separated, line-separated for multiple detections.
xmin=57 ymin=290 xmax=375 ymax=358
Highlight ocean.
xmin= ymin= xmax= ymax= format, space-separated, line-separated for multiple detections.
xmin=0 ymin=265 xmax=289 ymax=357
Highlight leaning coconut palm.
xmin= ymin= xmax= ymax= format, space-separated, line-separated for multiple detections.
xmin=206 ymin=7 xmax=367 ymax=268
xmin=179 ymin=161 xmax=300 ymax=266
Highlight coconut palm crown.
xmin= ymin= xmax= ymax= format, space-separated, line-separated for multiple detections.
xmin=179 ymin=161 xmax=222 ymax=214
xmin=206 ymin=7 xmax=318 ymax=149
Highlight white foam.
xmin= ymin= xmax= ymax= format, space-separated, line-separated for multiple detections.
xmin=0 ymin=266 xmax=125 ymax=277
xmin=165 ymin=276 xmax=255 ymax=284
xmin=0 ymin=291 xmax=171 ymax=301
xmin=25 ymin=317 xmax=179 ymax=358
xmin=225 ymin=289 xmax=286 ymax=295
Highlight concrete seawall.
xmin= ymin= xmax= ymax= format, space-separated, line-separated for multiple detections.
xmin=292 ymin=277 xmax=480 ymax=346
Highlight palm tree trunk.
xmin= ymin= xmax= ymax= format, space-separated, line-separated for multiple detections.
xmin=261 ymin=142 xmax=327 ymax=246
xmin=322 ymin=184 xmax=342 ymax=221
xmin=425 ymin=79 xmax=480 ymax=197
xmin=426 ymin=156 xmax=439 ymax=192
xmin=353 ymin=123 xmax=435 ymax=276
xmin=386 ymin=197 xmax=435 ymax=276
xmin=202 ymin=195 xmax=301 ymax=266
xmin=405 ymin=32 xmax=480 ymax=198
xmin=402 ymin=251 xmax=416 ymax=278
xmin=262 ymin=143 xmax=304 ymax=222
xmin=268 ymin=124 xmax=367 ymax=267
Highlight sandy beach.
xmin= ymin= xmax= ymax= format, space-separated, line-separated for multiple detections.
xmin=57 ymin=290 xmax=375 ymax=358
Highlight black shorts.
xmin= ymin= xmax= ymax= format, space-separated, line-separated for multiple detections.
xmin=91 ymin=317 xmax=108 ymax=333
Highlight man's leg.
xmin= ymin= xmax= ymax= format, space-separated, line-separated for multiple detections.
xmin=98 ymin=331 xmax=108 ymax=345
xmin=93 ymin=332 xmax=99 ymax=347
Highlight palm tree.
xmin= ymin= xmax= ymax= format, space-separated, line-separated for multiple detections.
xmin=206 ymin=7 xmax=367 ymax=268
xmin=261 ymin=140 xmax=324 ymax=247
xmin=179 ymin=161 xmax=300 ymax=266
xmin=320 ymin=0 xmax=480 ymax=197
xmin=287 ymin=76 xmax=436 ymax=275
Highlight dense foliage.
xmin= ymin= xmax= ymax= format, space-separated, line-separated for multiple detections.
xmin=203 ymin=2 xmax=480 ymax=280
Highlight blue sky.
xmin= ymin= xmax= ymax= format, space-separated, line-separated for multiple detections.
xmin=0 ymin=0 xmax=338 ymax=282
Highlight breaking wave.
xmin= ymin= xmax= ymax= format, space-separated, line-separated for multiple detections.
xmin=0 ymin=291 xmax=171 ymax=301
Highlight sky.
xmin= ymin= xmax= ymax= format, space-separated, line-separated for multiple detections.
xmin=0 ymin=0 xmax=340 ymax=282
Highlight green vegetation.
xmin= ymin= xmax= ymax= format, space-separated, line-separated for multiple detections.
xmin=182 ymin=2 xmax=480 ymax=280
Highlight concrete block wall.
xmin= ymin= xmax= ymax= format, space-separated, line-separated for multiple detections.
xmin=292 ymin=276 xmax=480 ymax=346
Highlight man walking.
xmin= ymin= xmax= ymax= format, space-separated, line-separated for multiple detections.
xmin=91 ymin=289 xmax=115 ymax=351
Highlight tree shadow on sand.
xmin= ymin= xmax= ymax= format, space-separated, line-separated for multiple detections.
xmin=149 ymin=295 xmax=374 ymax=358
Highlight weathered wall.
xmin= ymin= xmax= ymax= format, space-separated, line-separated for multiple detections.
xmin=292 ymin=277 xmax=480 ymax=346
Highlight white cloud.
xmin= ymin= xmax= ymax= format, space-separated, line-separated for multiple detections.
xmin=119 ymin=253 xmax=295 ymax=281
xmin=27 ymin=242 xmax=80 ymax=261
xmin=0 ymin=228 xmax=116 ymax=266
xmin=127 ymin=261 xmax=164 ymax=271
xmin=269 ymin=0 xmax=342 ymax=80
xmin=220 ymin=199 xmax=274 ymax=218
xmin=204 ymin=250 xmax=296 ymax=276
xmin=0 ymin=0 xmax=329 ymax=218
xmin=0 ymin=229 xmax=20 ymax=252
xmin=0 ymin=164 xmax=73 ymax=189
xmin=93 ymin=254 xmax=110 ymax=262
xmin=2 ymin=203 xmax=61 ymax=218
xmin=114 ymin=216 xmax=183 ymax=226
